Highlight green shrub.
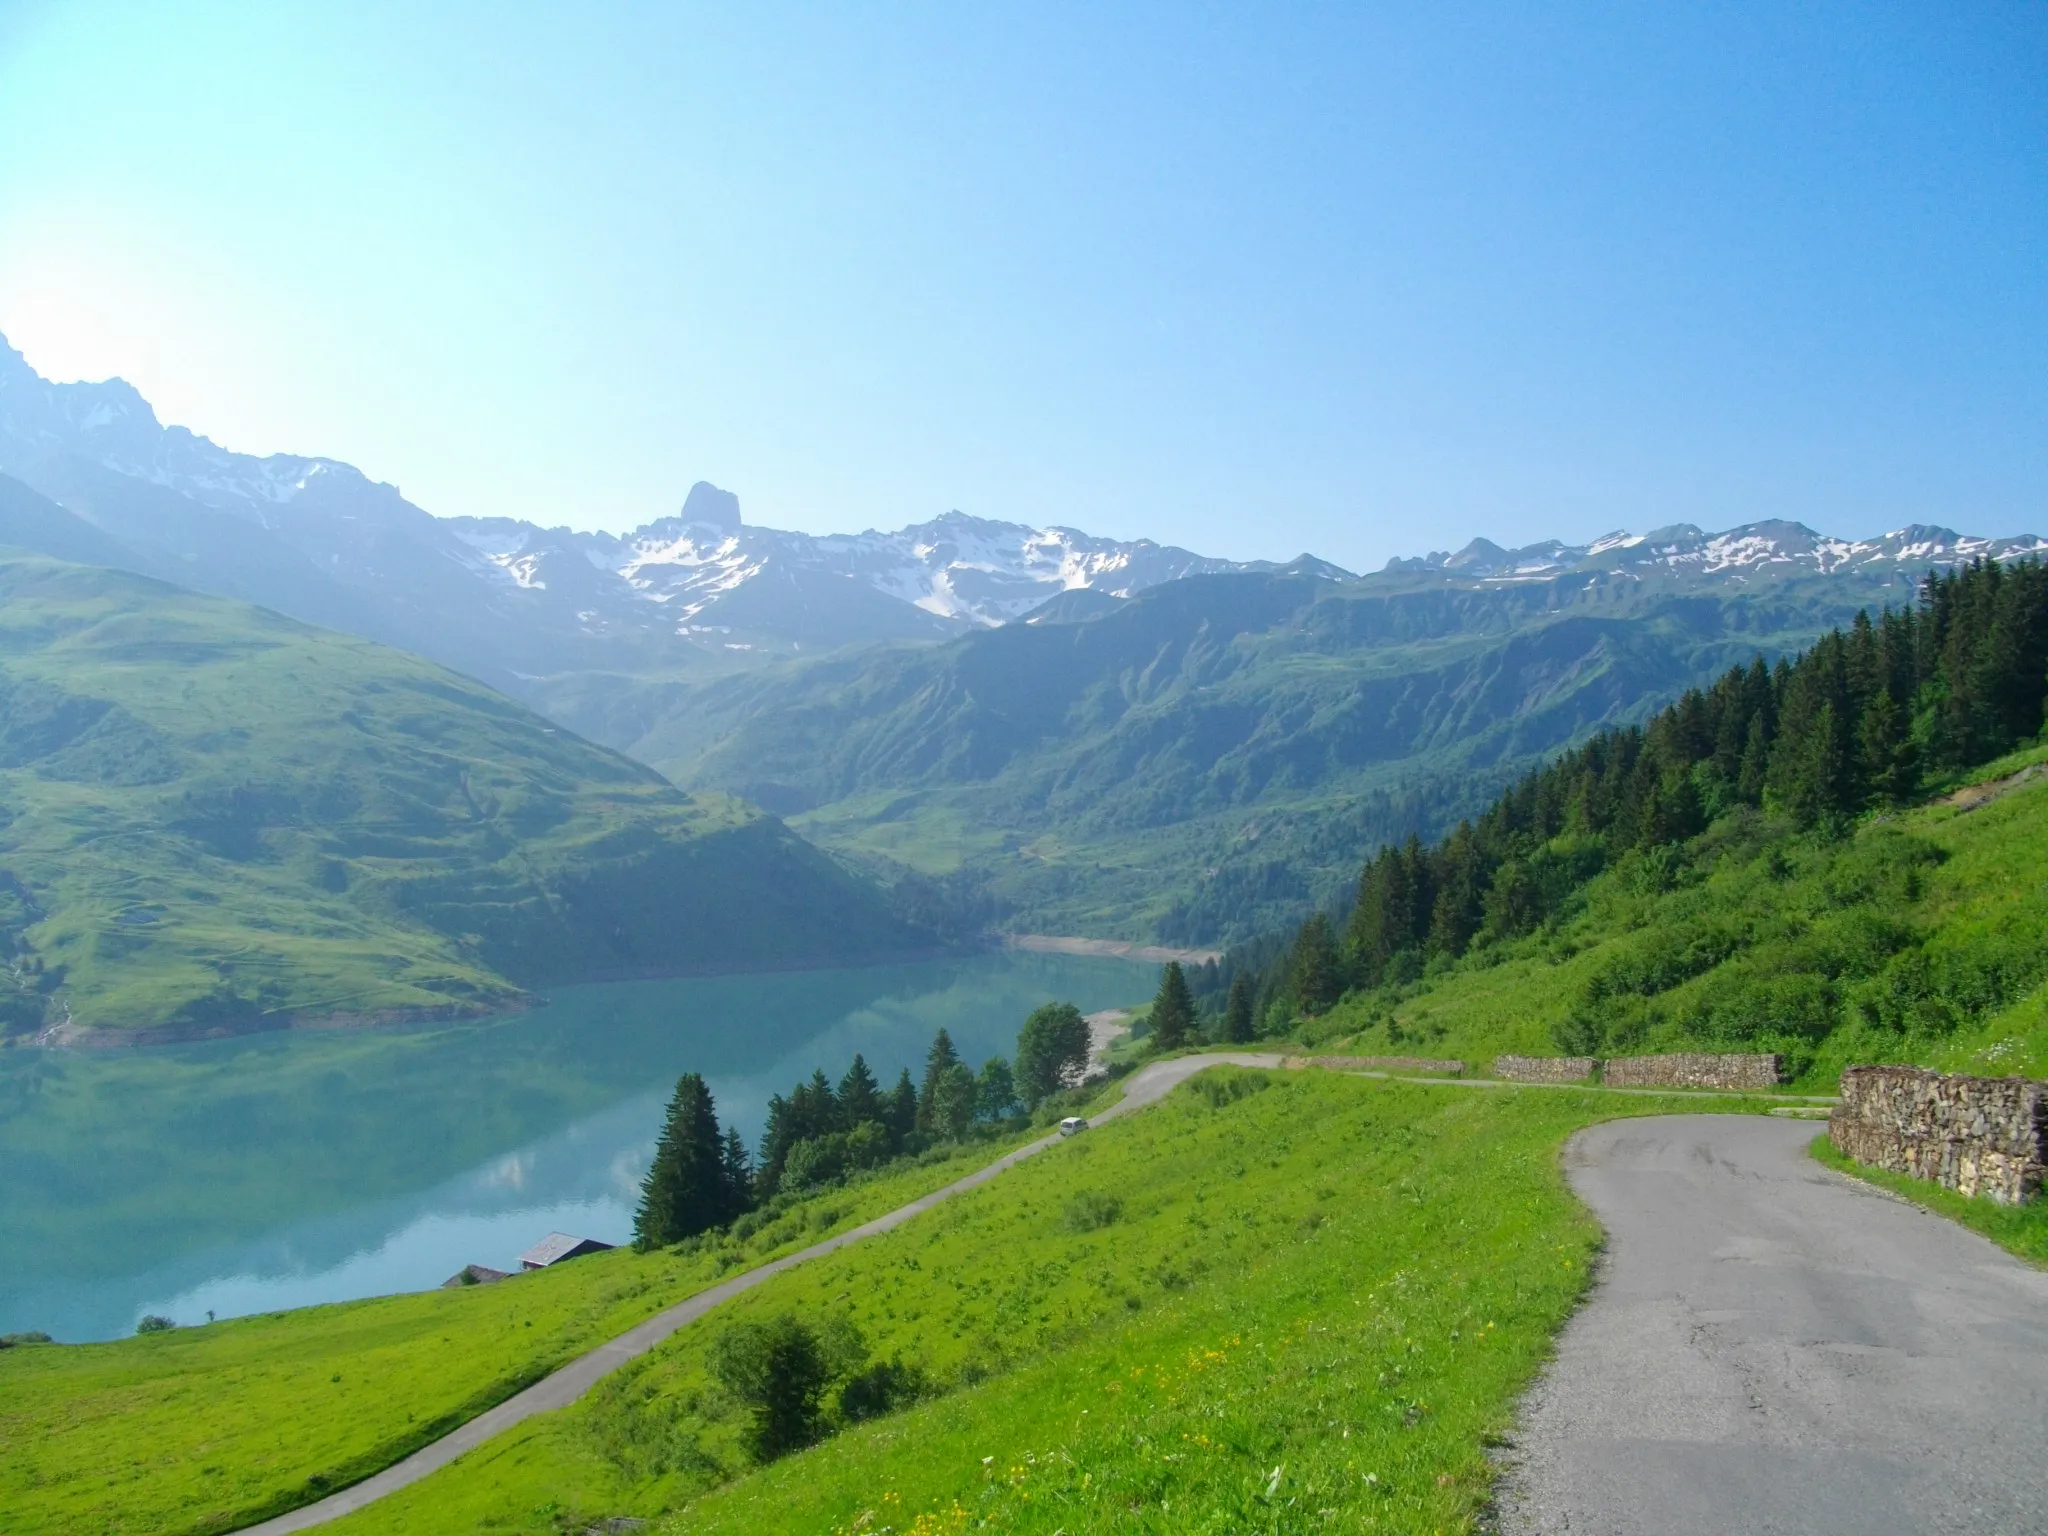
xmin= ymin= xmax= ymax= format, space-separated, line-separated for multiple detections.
xmin=1683 ymin=967 xmax=1836 ymax=1045
xmin=1186 ymin=1067 xmax=1270 ymax=1109
xmin=837 ymin=1355 xmax=928 ymax=1423
xmin=779 ymin=1137 xmax=846 ymax=1193
xmin=708 ymin=1315 xmax=832 ymax=1463
xmin=1061 ymin=1191 xmax=1123 ymax=1233
xmin=843 ymin=1121 xmax=892 ymax=1170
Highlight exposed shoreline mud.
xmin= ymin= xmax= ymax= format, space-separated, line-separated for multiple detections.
xmin=1005 ymin=933 xmax=1223 ymax=966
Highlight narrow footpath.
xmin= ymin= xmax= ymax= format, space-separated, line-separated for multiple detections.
xmin=1492 ymin=1116 xmax=2048 ymax=1535
xmin=237 ymin=1051 xmax=1283 ymax=1534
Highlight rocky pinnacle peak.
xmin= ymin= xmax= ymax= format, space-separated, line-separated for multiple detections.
xmin=680 ymin=481 xmax=742 ymax=534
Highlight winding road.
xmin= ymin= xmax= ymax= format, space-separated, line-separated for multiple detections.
xmin=1493 ymin=1115 xmax=2048 ymax=1535
xmin=240 ymin=1073 xmax=2047 ymax=1534
xmin=237 ymin=1051 xmax=1283 ymax=1534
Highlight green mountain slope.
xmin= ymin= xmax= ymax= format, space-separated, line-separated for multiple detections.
xmin=574 ymin=565 xmax=1922 ymax=944
xmin=1237 ymin=557 xmax=2048 ymax=1084
xmin=0 ymin=550 xmax=925 ymax=1041
xmin=1283 ymin=745 xmax=2048 ymax=1087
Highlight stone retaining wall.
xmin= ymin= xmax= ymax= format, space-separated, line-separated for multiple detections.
xmin=1601 ymin=1053 xmax=1783 ymax=1091
xmin=1307 ymin=1055 xmax=1464 ymax=1076
xmin=1494 ymin=1055 xmax=1598 ymax=1084
xmin=1830 ymin=1065 xmax=2047 ymax=1204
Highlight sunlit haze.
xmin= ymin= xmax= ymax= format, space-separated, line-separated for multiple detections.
xmin=1 ymin=1 xmax=2043 ymax=567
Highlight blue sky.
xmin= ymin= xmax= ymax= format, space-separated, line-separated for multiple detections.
xmin=0 ymin=2 xmax=2042 ymax=569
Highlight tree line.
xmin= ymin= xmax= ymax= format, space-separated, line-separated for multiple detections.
xmin=635 ymin=1001 xmax=1106 ymax=1249
xmin=631 ymin=966 xmax=1250 ymax=1460
xmin=1214 ymin=557 xmax=2048 ymax=1026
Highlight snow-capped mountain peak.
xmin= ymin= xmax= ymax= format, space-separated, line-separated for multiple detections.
xmin=1399 ymin=519 xmax=2046 ymax=583
xmin=1 ymin=330 xmax=2041 ymax=682
xmin=445 ymin=494 xmax=1293 ymax=634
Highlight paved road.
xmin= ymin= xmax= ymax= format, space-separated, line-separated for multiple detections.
xmin=237 ymin=1051 xmax=1281 ymax=1534
xmin=1493 ymin=1115 xmax=2048 ymax=1535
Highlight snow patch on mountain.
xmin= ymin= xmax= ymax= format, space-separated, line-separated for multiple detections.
xmin=448 ymin=501 xmax=1282 ymax=632
xmin=4 ymin=330 xmax=2043 ymax=664
xmin=1397 ymin=519 xmax=2048 ymax=584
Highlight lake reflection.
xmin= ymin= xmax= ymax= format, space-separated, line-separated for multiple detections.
xmin=0 ymin=951 xmax=1147 ymax=1342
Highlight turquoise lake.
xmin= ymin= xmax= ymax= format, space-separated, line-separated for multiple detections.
xmin=0 ymin=951 xmax=1149 ymax=1342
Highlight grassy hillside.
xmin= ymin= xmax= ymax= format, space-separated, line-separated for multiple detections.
xmin=2 ymin=1068 xmax=1784 ymax=1536
xmin=566 ymin=566 xmax=1919 ymax=945
xmin=1227 ymin=560 xmax=2048 ymax=1086
xmin=0 ymin=1135 xmax=1050 ymax=1536
xmin=0 ymin=548 xmax=921 ymax=1039
xmin=1272 ymin=746 xmax=2048 ymax=1088
xmin=326 ymin=1075 xmax=1769 ymax=1535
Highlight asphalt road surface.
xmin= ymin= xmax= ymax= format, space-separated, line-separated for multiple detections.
xmin=237 ymin=1051 xmax=1281 ymax=1534
xmin=1492 ymin=1115 xmax=2048 ymax=1535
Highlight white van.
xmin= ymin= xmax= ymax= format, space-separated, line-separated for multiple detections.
xmin=1058 ymin=1116 xmax=1088 ymax=1137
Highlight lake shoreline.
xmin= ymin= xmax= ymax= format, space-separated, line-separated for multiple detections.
xmin=23 ymin=942 xmax=975 ymax=1050
xmin=1004 ymin=933 xmax=1223 ymax=965
xmin=0 ymin=950 xmax=1156 ymax=1343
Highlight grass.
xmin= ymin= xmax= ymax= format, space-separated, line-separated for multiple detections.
xmin=1809 ymin=1135 xmax=2048 ymax=1267
xmin=309 ymin=1070 xmax=1781 ymax=1536
xmin=0 ymin=553 xmax=918 ymax=1038
xmin=1299 ymin=743 xmax=2048 ymax=1089
xmin=0 ymin=1133 xmax=1056 ymax=1536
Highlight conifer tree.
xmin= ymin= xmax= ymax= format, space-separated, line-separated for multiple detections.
xmin=1480 ymin=857 xmax=1540 ymax=940
xmin=1427 ymin=823 xmax=1485 ymax=954
xmin=636 ymin=1072 xmax=730 ymax=1249
xmin=1222 ymin=971 xmax=1256 ymax=1043
xmin=1150 ymin=961 xmax=1195 ymax=1049
xmin=756 ymin=1092 xmax=796 ymax=1191
xmin=720 ymin=1126 xmax=754 ymax=1218
xmin=1289 ymin=913 xmax=1342 ymax=1015
xmin=1737 ymin=712 xmax=1772 ymax=805
xmin=883 ymin=1069 xmax=919 ymax=1148
xmin=791 ymin=1068 xmax=841 ymax=1139
xmin=1857 ymin=689 xmax=1916 ymax=807
xmin=837 ymin=1053 xmax=883 ymax=1127
xmin=1783 ymin=700 xmax=1855 ymax=826
xmin=916 ymin=1030 xmax=962 ymax=1133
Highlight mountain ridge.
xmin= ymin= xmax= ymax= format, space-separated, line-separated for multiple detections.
xmin=0 ymin=336 xmax=1326 ymax=668
xmin=1396 ymin=518 xmax=2045 ymax=583
xmin=6 ymin=334 xmax=2040 ymax=682
xmin=9 ymin=334 xmax=2047 ymax=953
xmin=0 ymin=517 xmax=929 ymax=1041
xmin=589 ymin=560 xmax=1946 ymax=945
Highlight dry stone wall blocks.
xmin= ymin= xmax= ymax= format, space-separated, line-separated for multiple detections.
xmin=1601 ymin=1053 xmax=1784 ymax=1091
xmin=1830 ymin=1065 xmax=2047 ymax=1204
xmin=1494 ymin=1055 xmax=1597 ymax=1083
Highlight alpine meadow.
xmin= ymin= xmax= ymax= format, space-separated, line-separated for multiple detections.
xmin=5 ymin=9 xmax=2047 ymax=1536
